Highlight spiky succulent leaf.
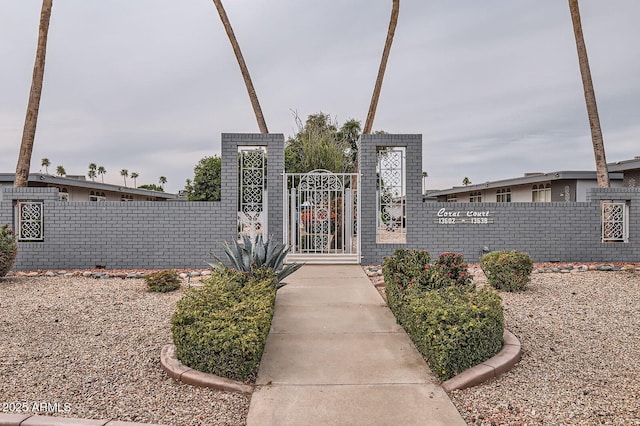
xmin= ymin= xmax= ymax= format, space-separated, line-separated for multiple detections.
xmin=223 ymin=241 xmax=245 ymax=271
xmin=254 ymin=235 xmax=266 ymax=268
xmin=208 ymin=234 xmax=303 ymax=288
xmin=277 ymin=262 xmax=303 ymax=283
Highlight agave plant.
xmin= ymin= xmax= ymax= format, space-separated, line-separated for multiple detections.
xmin=208 ymin=235 xmax=303 ymax=288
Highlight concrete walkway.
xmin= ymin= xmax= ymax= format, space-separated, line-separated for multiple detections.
xmin=246 ymin=265 xmax=466 ymax=426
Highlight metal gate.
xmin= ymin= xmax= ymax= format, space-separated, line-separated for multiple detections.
xmin=284 ymin=170 xmax=359 ymax=264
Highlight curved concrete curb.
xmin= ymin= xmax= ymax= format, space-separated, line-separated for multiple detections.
xmin=442 ymin=330 xmax=521 ymax=392
xmin=0 ymin=413 xmax=167 ymax=425
xmin=160 ymin=344 xmax=254 ymax=395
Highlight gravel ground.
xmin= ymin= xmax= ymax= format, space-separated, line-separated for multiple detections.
xmin=3 ymin=270 xmax=639 ymax=425
xmin=449 ymin=270 xmax=640 ymax=425
xmin=0 ymin=276 xmax=249 ymax=426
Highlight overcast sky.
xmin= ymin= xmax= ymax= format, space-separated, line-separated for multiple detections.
xmin=1 ymin=0 xmax=639 ymax=193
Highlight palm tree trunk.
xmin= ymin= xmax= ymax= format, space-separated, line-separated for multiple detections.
xmin=363 ymin=0 xmax=399 ymax=135
xmin=568 ymin=0 xmax=609 ymax=188
xmin=14 ymin=0 xmax=53 ymax=188
xmin=211 ymin=0 xmax=268 ymax=133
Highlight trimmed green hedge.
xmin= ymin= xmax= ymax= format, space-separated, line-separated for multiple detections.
xmin=171 ymin=269 xmax=277 ymax=381
xmin=0 ymin=223 xmax=17 ymax=278
xmin=481 ymin=250 xmax=533 ymax=292
xmin=405 ymin=286 xmax=503 ymax=380
xmin=382 ymin=249 xmax=432 ymax=326
xmin=383 ymin=248 xmax=504 ymax=380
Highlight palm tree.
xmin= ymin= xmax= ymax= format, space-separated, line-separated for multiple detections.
xmin=41 ymin=158 xmax=50 ymax=174
xmin=159 ymin=176 xmax=167 ymax=190
xmin=88 ymin=163 xmax=97 ymax=181
xmin=363 ymin=0 xmax=399 ymax=135
xmin=14 ymin=0 xmax=54 ymax=188
xmin=568 ymin=0 xmax=609 ymax=188
xmin=130 ymin=172 xmax=139 ymax=187
xmin=55 ymin=165 xmax=65 ymax=177
xmin=211 ymin=0 xmax=268 ymax=133
xmin=462 ymin=177 xmax=471 ymax=186
xmin=120 ymin=169 xmax=128 ymax=186
xmin=97 ymin=166 xmax=106 ymax=183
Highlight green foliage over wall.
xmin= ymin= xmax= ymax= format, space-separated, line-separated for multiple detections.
xmin=138 ymin=183 xmax=164 ymax=192
xmin=285 ymin=113 xmax=361 ymax=173
xmin=185 ymin=156 xmax=222 ymax=201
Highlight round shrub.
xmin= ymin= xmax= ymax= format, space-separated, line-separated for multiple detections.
xmin=0 ymin=224 xmax=17 ymax=278
xmin=144 ymin=270 xmax=181 ymax=293
xmin=171 ymin=269 xmax=277 ymax=381
xmin=382 ymin=248 xmax=431 ymax=291
xmin=404 ymin=286 xmax=504 ymax=380
xmin=481 ymin=250 xmax=533 ymax=292
xmin=430 ymin=252 xmax=473 ymax=289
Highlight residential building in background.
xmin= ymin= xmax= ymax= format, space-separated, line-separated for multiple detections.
xmin=0 ymin=173 xmax=176 ymax=202
xmin=426 ymin=156 xmax=640 ymax=203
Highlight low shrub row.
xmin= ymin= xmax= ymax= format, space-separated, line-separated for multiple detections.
xmin=171 ymin=268 xmax=277 ymax=381
xmin=383 ymin=248 xmax=504 ymax=380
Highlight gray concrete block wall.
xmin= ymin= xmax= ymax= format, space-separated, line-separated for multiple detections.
xmin=222 ymin=133 xmax=285 ymax=243
xmin=359 ymin=134 xmax=423 ymax=265
xmin=2 ymin=134 xmax=639 ymax=270
xmin=3 ymin=191 xmax=232 ymax=270
xmin=364 ymin=188 xmax=640 ymax=264
xmin=3 ymin=134 xmax=284 ymax=271
xmin=359 ymin=134 xmax=640 ymax=264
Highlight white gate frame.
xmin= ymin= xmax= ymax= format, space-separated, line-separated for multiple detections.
xmin=284 ymin=170 xmax=360 ymax=264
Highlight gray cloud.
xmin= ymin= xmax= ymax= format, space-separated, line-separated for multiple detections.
xmin=1 ymin=0 xmax=639 ymax=192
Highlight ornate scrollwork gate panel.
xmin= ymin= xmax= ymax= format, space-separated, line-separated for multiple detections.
xmin=238 ymin=147 xmax=267 ymax=242
xmin=285 ymin=170 xmax=358 ymax=263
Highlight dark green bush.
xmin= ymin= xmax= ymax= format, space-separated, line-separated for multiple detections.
xmin=0 ymin=224 xmax=17 ymax=278
xmin=382 ymin=248 xmax=432 ymax=291
xmin=382 ymin=249 xmax=431 ymax=325
xmin=404 ymin=286 xmax=504 ymax=380
xmin=430 ymin=252 xmax=473 ymax=289
xmin=171 ymin=269 xmax=277 ymax=381
xmin=382 ymin=249 xmax=475 ymax=323
xmin=144 ymin=270 xmax=181 ymax=293
xmin=382 ymin=248 xmax=504 ymax=380
xmin=481 ymin=250 xmax=533 ymax=292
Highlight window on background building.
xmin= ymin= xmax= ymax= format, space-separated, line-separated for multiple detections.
xmin=58 ymin=188 xmax=69 ymax=202
xmin=532 ymin=183 xmax=551 ymax=202
xmin=89 ymin=191 xmax=105 ymax=202
xmin=120 ymin=194 xmax=133 ymax=202
xmin=469 ymin=191 xmax=482 ymax=202
xmin=446 ymin=194 xmax=457 ymax=202
xmin=496 ymin=188 xmax=511 ymax=202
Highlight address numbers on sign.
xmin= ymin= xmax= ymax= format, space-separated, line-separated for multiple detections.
xmin=434 ymin=208 xmax=494 ymax=225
